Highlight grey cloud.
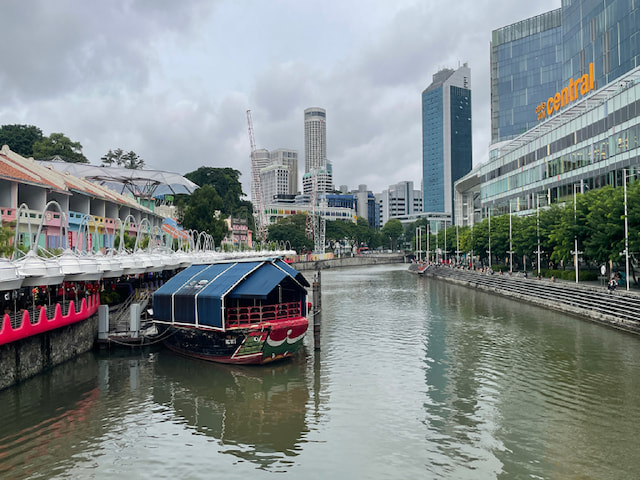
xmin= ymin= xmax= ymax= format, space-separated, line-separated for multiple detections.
xmin=0 ymin=0 xmax=219 ymax=102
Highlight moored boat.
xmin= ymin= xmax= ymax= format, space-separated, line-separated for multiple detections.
xmin=152 ymin=258 xmax=310 ymax=365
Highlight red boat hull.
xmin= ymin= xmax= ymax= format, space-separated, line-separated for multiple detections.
xmin=159 ymin=317 xmax=309 ymax=365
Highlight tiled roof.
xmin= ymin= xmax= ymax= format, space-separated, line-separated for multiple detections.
xmin=0 ymin=146 xmax=152 ymax=212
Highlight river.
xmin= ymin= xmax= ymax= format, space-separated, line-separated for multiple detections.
xmin=1 ymin=264 xmax=639 ymax=479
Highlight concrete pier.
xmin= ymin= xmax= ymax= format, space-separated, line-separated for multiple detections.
xmin=293 ymin=253 xmax=405 ymax=271
xmin=421 ymin=265 xmax=640 ymax=335
xmin=0 ymin=315 xmax=98 ymax=391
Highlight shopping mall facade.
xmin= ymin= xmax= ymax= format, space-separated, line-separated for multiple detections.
xmin=455 ymin=1 xmax=640 ymax=225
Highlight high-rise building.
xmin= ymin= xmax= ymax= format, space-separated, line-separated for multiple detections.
xmin=421 ymin=64 xmax=472 ymax=217
xmin=270 ymin=148 xmax=298 ymax=195
xmin=490 ymin=9 xmax=563 ymax=143
xmin=304 ymin=107 xmax=327 ymax=173
xmin=260 ymin=164 xmax=290 ymax=204
xmin=251 ymin=148 xmax=270 ymax=205
xmin=302 ymin=162 xmax=333 ymax=196
xmin=561 ymin=0 xmax=640 ymax=90
xmin=378 ymin=181 xmax=423 ymax=226
xmin=454 ymin=0 xmax=640 ymax=226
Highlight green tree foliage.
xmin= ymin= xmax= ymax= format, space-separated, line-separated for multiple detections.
xmin=325 ymin=217 xmax=382 ymax=250
xmin=0 ymin=221 xmax=16 ymax=258
xmin=381 ymin=218 xmax=403 ymax=250
xmin=183 ymin=166 xmax=253 ymax=225
xmin=181 ymin=184 xmax=229 ymax=245
xmin=32 ymin=132 xmax=88 ymax=163
xmin=0 ymin=124 xmax=43 ymax=157
xmin=267 ymin=214 xmax=311 ymax=252
xmin=101 ymin=148 xmax=145 ymax=169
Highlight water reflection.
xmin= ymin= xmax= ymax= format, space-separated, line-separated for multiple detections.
xmin=152 ymin=352 xmax=310 ymax=470
xmin=0 ymin=354 xmax=101 ymax=480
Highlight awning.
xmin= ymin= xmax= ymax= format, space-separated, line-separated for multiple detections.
xmin=228 ymin=263 xmax=288 ymax=299
xmin=153 ymin=259 xmax=307 ymax=330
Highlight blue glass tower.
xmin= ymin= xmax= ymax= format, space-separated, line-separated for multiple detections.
xmin=562 ymin=0 xmax=640 ymax=89
xmin=422 ymin=64 xmax=472 ymax=217
xmin=490 ymin=9 xmax=563 ymax=143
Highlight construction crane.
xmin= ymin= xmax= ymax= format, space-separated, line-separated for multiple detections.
xmin=247 ymin=110 xmax=267 ymax=246
xmin=305 ymin=167 xmax=326 ymax=254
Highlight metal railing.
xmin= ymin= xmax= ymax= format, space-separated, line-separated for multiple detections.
xmin=226 ymin=302 xmax=302 ymax=328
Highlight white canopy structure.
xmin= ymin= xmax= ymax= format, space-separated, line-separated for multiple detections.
xmin=36 ymin=160 xmax=199 ymax=200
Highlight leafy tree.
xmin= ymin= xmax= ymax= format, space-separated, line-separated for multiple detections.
xmin=267 ymin=214 xmax=310 ymax=252
xmin=0 ymin=221 xmax=16 ymax=258
xmin=381 ymin=219 xmax=403 ymax=250
xmin=0 ymin=124 xmax=43 ymax=157
xmin=101 ymin=149 xmax=145 ymax=169
xmin=184 ymin=166 xmax=253 ymax=226
xmin=181 ymin=184 xmax=229 ymax=245
xmin=32 ymin=132 xmax=88 ymax=163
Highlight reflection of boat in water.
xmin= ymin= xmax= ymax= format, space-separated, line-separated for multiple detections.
xmin=153 ymin=351 xmax=309 ymax=468
xmin=153 ymin=258 xmax=310 ymax=365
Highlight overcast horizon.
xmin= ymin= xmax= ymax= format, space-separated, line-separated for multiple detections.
xmin=0 ymin=0 xmax=560 ymax=196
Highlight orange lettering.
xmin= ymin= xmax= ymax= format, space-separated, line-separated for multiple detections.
xmin=560 ymin=87 xmax=569 ymax=107
xmin=554 ymin=92 xmax=561 ymax=112
xmin=569 ymin=78 xmax=575 ymax=101
xmin=579 ymin=74 xmax=590 ymax=95
xmin=547 ymin=97 xmax=554 ymax=116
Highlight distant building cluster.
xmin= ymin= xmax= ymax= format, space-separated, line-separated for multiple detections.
xmin=261 ymin=0 xmax=640 ymax=242
xmin=456 ymin=1 xmax=640 ymax=227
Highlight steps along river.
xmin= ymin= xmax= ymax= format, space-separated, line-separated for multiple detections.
xmin=1 ymin=264 xmax=639 ymax=479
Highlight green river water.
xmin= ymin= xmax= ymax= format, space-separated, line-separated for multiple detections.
xmin=1 ymin=264 xmax=639 ymax=479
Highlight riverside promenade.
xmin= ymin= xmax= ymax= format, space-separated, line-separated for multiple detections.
xmin=291 ymin=252 xmax=405 ymax=271
xmin=419 ymin=264 xmax=640 ymax=336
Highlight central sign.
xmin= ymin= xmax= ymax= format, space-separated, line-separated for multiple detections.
xmin=536 ymin=63 xmax=595 ymax=121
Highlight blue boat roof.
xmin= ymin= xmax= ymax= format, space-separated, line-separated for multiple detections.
xmin=153 ymin=258 xmax=308 ymax=329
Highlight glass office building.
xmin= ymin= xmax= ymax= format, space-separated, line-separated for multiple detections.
xmin=422 ymin=64 xmax=472 ymax=217
xmin=456 ymin=1 xmax=640 ymax=225
xmin=562 ymin=0 xmax=640 ymax=91
xmin=491 ymin=9 xmax=563 ymax=143
xmin=456 ymin=65 xmax=640 ymax=223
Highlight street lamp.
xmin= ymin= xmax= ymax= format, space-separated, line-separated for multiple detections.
xmin=535 ymin=194 xmax=544 ymax=278
xmin=623 ymin=169 xmax=630 ymax=290
xmin=571 ymin=184 xmax=583 ymax=283
xmin=444 ymin=219 xmax=448 ymax=264
xmin=456 ymin=223 xmax=460 ymax=265
xmin=507 ymin=201 xmax=514 ymax=274
xmin=486 ymin=205 xmax=492 ymax=270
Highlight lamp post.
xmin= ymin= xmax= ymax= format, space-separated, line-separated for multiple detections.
xmin=487 ymin=206 xmax=492 ymax=270
xmin=426 ymin=223 xmax=430 ymax=263
xmin=507 ymin=201 xmax=514 ymax=274
xmin=535 ymin=194 xmax=544 ymax=278
xmin=456 ymin=223 xmax=460 ymax=265
xmin=623 ymin=169 xmax=630 ymax=290
xmin=571 ymin=184 xmax=583 ymax=283
xmin=444 ymin=219 xmax=448 ymax=264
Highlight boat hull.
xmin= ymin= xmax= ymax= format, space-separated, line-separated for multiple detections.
xmin=157 ymin=317 xmax=308 ymax=365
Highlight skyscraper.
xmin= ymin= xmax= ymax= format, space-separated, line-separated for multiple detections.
xmin=270 ymin=148 xmax=298 ymax=195
xmin=490 ymin=9 xmax=563 ymax=143
xmin=561 ymin=0 xmax=640 ymax=90
xmin=421 ymin=64 xmax=472 ymax=216
xmin=304 ymin=107 xmax=326 ymax=173
xmin=303 ymin=107 xmax=332 ymax=195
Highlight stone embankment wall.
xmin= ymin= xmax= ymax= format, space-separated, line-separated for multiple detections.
xmin=0 ymin=316 xmax=98 ymax=391
xmin=292 ymin=253 xmax=406 ymax=271
xmin=421 ymin=265 xmax=640 ymax=335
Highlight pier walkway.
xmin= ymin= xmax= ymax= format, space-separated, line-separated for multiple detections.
xmin=420 ymin=265 xmax=640 ymax=335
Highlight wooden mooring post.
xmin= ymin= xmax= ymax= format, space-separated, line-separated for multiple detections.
xmin=312 ymin=270 xmax=321 ymax=351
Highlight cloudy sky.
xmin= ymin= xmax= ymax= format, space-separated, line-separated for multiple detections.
xmin=0 ymin=0 xmax=559 ymax=196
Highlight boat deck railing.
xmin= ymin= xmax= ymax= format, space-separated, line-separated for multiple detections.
xmin=226 ymin=302 xmax=302 ymax=328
